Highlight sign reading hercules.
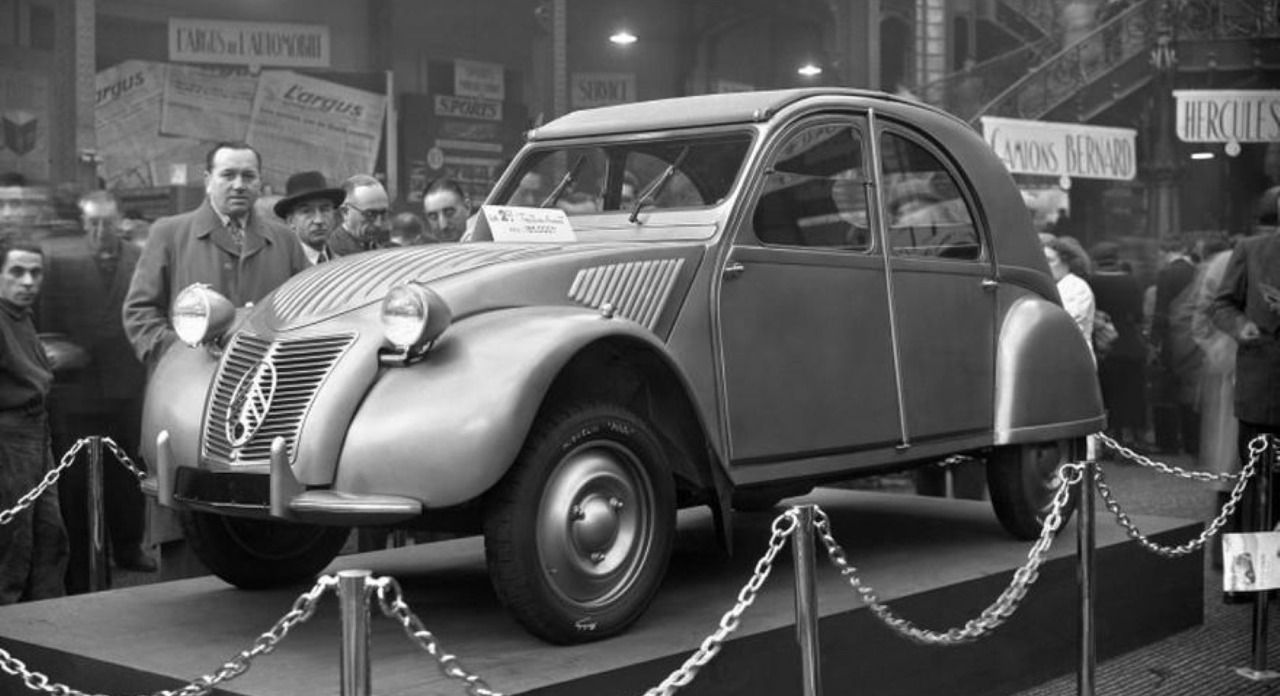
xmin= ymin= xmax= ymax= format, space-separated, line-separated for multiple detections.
xmin=980 ymin=116 xmax=1137 ymax=181
xmin=169 ymin=18 xmax=330 ymax=68
xmin=1174 ymin=90 xmax=1280 ymax=143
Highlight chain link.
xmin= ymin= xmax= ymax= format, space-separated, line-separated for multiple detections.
xmin=1095 ymin=432 xmax=1245 ymax=482
xmin=372 ymin=576 xmax=503 ymax=696
xmin=1096 ymin=434 xmax=1268 ymax=557
xmin=643 ymin=509 xmax=799 ymax=696
xmin=0 ymin=439 xmax=89 ymax=527
xmin=815 ymin=463 xmax=1083 ymax=645
xmin=100 ymin=437 xmax=149 ymax=481
xmin=0 ymin=575 xmax=337 ymax=696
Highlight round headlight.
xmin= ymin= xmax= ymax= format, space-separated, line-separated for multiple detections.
xmin=380 ymin=284 xmax=451 ymax=353
xmin=172 ymin=284 xmax=234 ymax=347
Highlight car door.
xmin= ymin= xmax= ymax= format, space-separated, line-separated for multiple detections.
xmin=873 ymin=118 xmax=996 ymax=444
xmin=717 ymin=116 xmax=901 ymax=467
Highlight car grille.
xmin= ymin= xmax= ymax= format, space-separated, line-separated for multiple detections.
xmin=202 ymin=332 xmax=355 ymax=466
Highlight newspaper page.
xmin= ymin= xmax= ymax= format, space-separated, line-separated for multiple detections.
xmin=95 ymin=60 xmax=168 ymax=188
xmin=246 ymin=70 xmax=386 ymax=191
xmin=160 ymin=64 xmax=256 ymax=142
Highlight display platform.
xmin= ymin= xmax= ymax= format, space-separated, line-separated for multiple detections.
xmin=0 ymin=488 xmax=1203 ymax=696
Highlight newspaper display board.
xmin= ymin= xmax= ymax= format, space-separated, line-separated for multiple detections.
xmin=246 ymin=70 xmax=387 ymax=191
xmin=160 ymin=64 xmax=257 ymax=141
xmin=96 ymin=61 xmax=170 ymax=189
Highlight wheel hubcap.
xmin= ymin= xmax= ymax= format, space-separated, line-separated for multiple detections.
xmin=538 ymin=441 xmax=654 ymax=607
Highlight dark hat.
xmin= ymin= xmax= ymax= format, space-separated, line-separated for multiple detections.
xmin=273 ymin=171 xmax=344 ymax=219
xmin=1090 ymin=241 xmax=1120 ymax=267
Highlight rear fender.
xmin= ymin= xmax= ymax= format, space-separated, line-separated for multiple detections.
xmin=994 ymin=294 xmax=1106 ymax=443
xmin=335 ymin=306 xmax=702 ymax=508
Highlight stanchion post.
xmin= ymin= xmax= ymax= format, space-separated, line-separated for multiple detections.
xmin=1077 ymin=437 xmax=1097 ymax=696
xmin=1252 ymin=437 xmax=1274 ymax=674
xmin=86 ymin=436 xmax=108 ymax=592
xmin=792 ymin=505 xmax=822 ymax=696
xmin=338 ymin=569 xmax=374 ymax=696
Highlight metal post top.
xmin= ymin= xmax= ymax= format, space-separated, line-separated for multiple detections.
xmin=336 ymin=569 xmax=374 ymax=579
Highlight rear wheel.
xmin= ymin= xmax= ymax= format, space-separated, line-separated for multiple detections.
xmin=179 ymin=510 xmax=349 ymax=589
xmin=986 ymin=439 xmax=1079 ymax=540
xmin=483 ymin=401 xmax=675 ymax=644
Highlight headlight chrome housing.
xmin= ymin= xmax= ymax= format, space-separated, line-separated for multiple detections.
xmin=171 ymin=284 xmax=235 ymax=347
xmin=380 ymin=284 xmax=452 ymax=358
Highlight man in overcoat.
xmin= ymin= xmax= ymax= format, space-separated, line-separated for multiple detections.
xmin=123 ymin=142 xmax=308 ymax=366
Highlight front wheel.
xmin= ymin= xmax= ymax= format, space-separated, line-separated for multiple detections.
xmin=179 ymin=510 xmax=349 ymax=589
xmin=483 ymin=401 xmax=675 ymax=644
xmin=986 ymin=439 xmax=1079 ymax=540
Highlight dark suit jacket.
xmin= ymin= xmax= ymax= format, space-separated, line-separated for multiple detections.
xmin=37 ymin=236 xmax=145 ymax=409
xmin=122 ymin=201 xmax=308 ymax=365
xmin=1211 ymin=232 xmax=1280 ymax=425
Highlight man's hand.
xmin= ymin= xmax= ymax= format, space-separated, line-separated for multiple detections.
xmin=1239 ymin=320 xmax=1262 ymax=343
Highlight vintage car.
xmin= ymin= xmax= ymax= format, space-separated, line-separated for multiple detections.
xmin=141 ymin=88 xmax=1104 ymax=644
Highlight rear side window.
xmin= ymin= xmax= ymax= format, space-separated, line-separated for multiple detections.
xmin=752 ymin=123 xmax=871 ymax=251
xmin=879 ymin=132 xmax=981 ymax=261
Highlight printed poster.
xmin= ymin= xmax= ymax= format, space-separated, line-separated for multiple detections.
xmin=160 ymin=64 xmax=257 ymax=142
xmin=246 ymin=70 xmax=386 ymax=191
xmin=0 ymin=67 xmax=50 ymax=180
xmin=1223 ymin=532 xmax=1280 ymax=592
xmin=95 ymin=60 xmax=168 ymax=188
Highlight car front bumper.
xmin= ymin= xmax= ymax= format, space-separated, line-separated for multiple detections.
xmin=140 ymin=430 xmax=424 ymax=526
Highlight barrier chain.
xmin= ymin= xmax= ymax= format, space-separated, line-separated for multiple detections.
xmin=0 ymin=574 xmax=338 ymax=696
xmin=642 ymin=508 xmax=800 ymax=696
xmin=814 ymin=462 xmax=1084 ymax=645
xmin=99 ymin=437 xmax=149 ymax=481
xmin=1094 ymin=434 xmax=1267 ymax=558
xmin=1095 ymin=432 xmax=1247 ymax=483
xmin=0 ymin=438 xmax=90 ymax=527
xmin=371 ymin=576 xmax=502 ymax=696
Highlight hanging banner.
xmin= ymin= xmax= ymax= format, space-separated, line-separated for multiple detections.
xmin=454 ymin=59 xmax=505 ymax=101
xmin=1173 ymin=90 xmax=1280 ymax=144
xmin=570 ymin=72 xmax=636 ymax=110
xmin=980 ymin=116 xmax=1137 ymax=181
xmin=160 ymin=64 xmax=257 ymax=141
xmin=169 ymin=18 xmax=330 ymax=68
xmin=95 ymin=60 xmax=169 ymax=188
xmin=246 ymin=70 xmax=386 ymax=191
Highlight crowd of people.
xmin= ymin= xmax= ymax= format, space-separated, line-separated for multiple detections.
xmin=0 ymin=142 xmax=477 ymax=604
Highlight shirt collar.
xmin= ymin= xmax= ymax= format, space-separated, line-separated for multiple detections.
xmin=0 ymin=298 xmax=30 ymax=321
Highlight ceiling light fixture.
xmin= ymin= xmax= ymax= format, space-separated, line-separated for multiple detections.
xmin=610 ymin=30 xmax=637 ymax=45
xmin=797 ymin=63 xmax=823 ymax=77
xmin=1190 ymin=152 xmax=1215 ymax=160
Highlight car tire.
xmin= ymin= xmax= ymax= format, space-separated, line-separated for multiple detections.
xmin=179 ymin=510 xmax=349 ymax=589
xmin=986 ymin=439 xmax=1079 ymax=540
xmin=483 ymin=401 xmax=676 ymax=644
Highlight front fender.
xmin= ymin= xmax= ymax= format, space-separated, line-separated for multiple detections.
xmin=140 ymin=342 xmax=219 ymax=470
xmin=335 ymin=306 xmax=684 ymax=508
xmin=994 ymin=294 xmax=1106 ymax=443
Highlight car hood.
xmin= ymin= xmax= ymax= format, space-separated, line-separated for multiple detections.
xmin=257 ymin=241 xmax=704 ymax=331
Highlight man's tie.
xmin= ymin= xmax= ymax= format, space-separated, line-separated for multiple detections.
xmin=227 ymin=218 xmax=245 ymax=253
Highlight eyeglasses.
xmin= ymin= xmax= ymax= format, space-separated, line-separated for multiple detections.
xmin=347 ymin=204 xmax=389 ymax=221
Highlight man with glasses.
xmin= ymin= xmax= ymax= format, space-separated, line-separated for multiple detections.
xmin=329 ymin=174 xmax=391 ymax=257
xmin=39 ymin=191 xmax=154 ymax=585
xmin=123 ymin=141 xmax=309 ymax=366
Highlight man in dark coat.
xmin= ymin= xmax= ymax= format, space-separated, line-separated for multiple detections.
xmin=0 ymin=236 xmax=68 ymax=603
xmin=123 ymin=142 xmax=308 ymax=366
xmin=1152 ymin=239 xmax=1199 ymax=454
xmin=327 ymin=174 xmax=391 ymax=258
xmin=39 ymin=190 xmax=154 ymax=586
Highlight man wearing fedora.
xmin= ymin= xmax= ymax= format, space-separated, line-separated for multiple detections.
xmin=275 ymin=171 xmax=343 ymax=265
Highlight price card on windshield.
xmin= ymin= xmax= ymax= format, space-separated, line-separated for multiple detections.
xmin=480 ymin=205 xmax=577 ymax=243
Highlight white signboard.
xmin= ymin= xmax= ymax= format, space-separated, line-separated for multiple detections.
xmin=246 ymin=70 xmax=386 ymax=191
xmin=454 ymin=59 xmax=505 ymax=101
xmin=481 ymin=205 xmax=576 ymax=243
xmin=433 ymin=94 xmax=503 ymax=122
xmin=169 ymin=18 xmax=330 ymax=68
xmin=1174 ymin=90 xmax=1280 ymax=143
xmin=981 ymin=116 xmax=1137 ymax=181
xmin=571 ymin=72 xmax=636 ymax=109
xmin=1224 ymin=532 xmax=1280 ymax=592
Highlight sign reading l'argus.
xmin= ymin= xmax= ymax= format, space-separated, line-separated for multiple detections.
xmin=980 ymin=116 xmax=1137 ymax=181
xmin=169 ymin=18 xmax=330 ymax=68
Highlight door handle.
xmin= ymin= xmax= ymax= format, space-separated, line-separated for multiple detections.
xmin=981 ymin=278 xmax=998 ymax=290
xmin=723 ymin=261 xmax=746 ymax=279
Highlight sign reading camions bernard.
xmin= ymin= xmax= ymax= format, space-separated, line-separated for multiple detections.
xmin=980 ymin=116 xmax=1137 ymax=182
xmin=246 ymin=71 xmax=387 ymax=192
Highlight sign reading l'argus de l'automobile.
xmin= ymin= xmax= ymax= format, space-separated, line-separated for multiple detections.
xmin=980 ymin=116 xmax=1137 ymax=181
xmin=169 ymin=18 xmax=330 ymax=68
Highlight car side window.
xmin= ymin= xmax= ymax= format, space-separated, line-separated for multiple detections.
xmin=751 ymin=123 xmax=871 ymax=251
xmin=879 ymin=131 xmax=981 ymax=261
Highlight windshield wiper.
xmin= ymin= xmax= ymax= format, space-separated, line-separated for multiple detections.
xmin=629 ymin=147 xmax=690 ymax=223
xmin=539 ymin=155 xmax=586 ymax=208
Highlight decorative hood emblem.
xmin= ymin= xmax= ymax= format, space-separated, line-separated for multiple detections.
xmin=225 ymin=360 xmax=277 ymax=447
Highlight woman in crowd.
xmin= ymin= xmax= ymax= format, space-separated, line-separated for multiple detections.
xmin=1044 ymin=236 xmax=1096 ymax=352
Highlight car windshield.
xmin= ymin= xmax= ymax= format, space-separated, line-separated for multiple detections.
xmin=494 ymin=132 xmax=754 ymax=219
